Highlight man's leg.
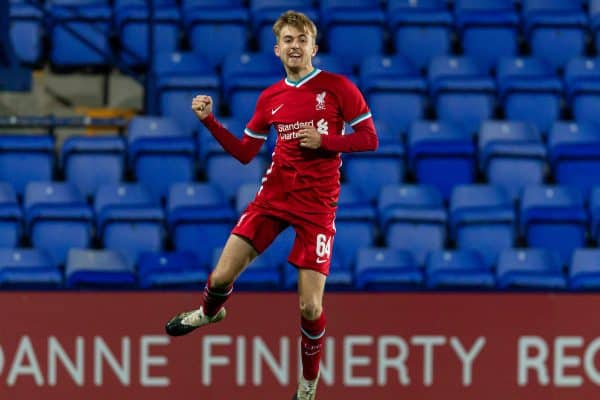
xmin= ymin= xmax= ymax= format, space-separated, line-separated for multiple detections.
xmin=165 ymin=234 xmax=258 ymax=336
xmin=295 ymin=268 xmax=327 ymax=399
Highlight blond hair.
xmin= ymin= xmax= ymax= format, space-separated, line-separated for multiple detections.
xmin=272 ymin=10 xmax=318 ymax=43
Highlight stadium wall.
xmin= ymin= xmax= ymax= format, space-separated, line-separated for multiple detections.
xmin=1 ymin=292 xmax=599 ymax=399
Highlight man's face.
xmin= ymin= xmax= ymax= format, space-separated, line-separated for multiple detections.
xmin=274 ymin=25 xmax=317 ymax=72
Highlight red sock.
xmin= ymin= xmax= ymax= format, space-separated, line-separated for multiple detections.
xmin=202 ymin=276 xmax=232 ymax=317
xmin=300 ymin=312 xmax=326 ymax=380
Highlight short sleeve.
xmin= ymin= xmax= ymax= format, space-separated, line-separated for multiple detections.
xmin=245 ymin=92 xmax=270 ymax=140
xmin=338 ymin=77 xmax=372 ymax=127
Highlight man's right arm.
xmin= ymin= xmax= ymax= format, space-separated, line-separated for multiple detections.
xmin=201 ymin=114 xmax=264 ymax=165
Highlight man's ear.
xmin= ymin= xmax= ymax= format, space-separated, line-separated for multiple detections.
xmin=312 ymin=44 xmax=319 ymax=57
xmin=274 ymin=44 xmax=280 ymax=57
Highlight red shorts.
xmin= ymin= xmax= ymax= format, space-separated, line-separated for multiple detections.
xmin=232 ymin=201 xmax=336 ymax=275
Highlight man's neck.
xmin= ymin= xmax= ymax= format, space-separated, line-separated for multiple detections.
xmin=286 ymin=66 xmax=315 ymax=83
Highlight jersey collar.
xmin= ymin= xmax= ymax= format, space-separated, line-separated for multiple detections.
xmin=284 ymin=68 xmax=321 ymax=88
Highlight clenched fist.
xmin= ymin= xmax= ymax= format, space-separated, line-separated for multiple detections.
xmin=191 ymin=95 xmax=213 ymax=120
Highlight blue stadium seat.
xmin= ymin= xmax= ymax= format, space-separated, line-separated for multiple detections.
xmin=0 ymin=248 xmax=61 ymax=289
xmin=24 ymin=182 xmax=93 ymax=266
xmin=236 ymin=182 xmax=260 ymax=216
xmin=522 ymin=0 xmax=587 ymax=71
xmin=65 ymin=248 xmax=136 ymax=289
xmin=127 ymin=116 xmax=196 ymax=202
xmin=312 ymin=53 xmax=355 ymax=82
xmin=0 ymin=134 xmax=54 ymax=196
xmin=154 ymin=51 xmax=220 ymax=136
xmin=429 ymin=56 xmax=496 ymax=134
xmin=206 ymin=152 xmax=267 ymax=203
xmin=569 ymin=248 xmax=600 ymax=290
xmin=408 ymin=120 xmax=476 ymax=199
xmin=425 ymin=249 xmax=495 ymax=289
xmin=497 ymin=57 xmax=563 ymax=135
xmin=564 ymin=57 xmax=600 ymax=125
xmin=449 ymin=184 xmax=515 ymax=266
xmin=387 ymin=0 xmax=453 ymax=71
xmin=342 ymin=144 xmax=405 ymax=203
xmin=359 ymin=55 xmax=427 ymax=137
xmin=61 ymin=135 xmax=126 ymax=200
xmin=250 ymin=0 xmax=318 ymax=53
xmin=588 ymin=186 xmax=600 ymax=243
xmin=181 ymin=0 xmax=248 ymax=68
xmin=335 ymin=184 xmax=377 ymax=270
xmin=0 ymin=183 xmax=22 ymax=248
xmin=48 ymin=0 xmax=112 ymax=68
xmin=454 ymin=0 xmax=519 ymax=72
xmin=521 ymin=186 xmax=587 ymax=265
xmin=114 ymin=0 xmax=181 ymax=68
xmin=378 ymin=184 xmax=447 ymax=265
xmin=9 ymin=0 xmax=44 ymax=65
xmin=214 ymin=246 xmax=280 ymax=290
xmin=138 ymin=251 xmax=207 ymax=289
xmin=479 ymin=120 xmax=547 ymax=200
xmin=95 ymin=183 xmax=165 ymax=267
xmin=320 ymin=0 xmax=385 ymax=71
xmin=222 ymin=52 xmax=283 ymax=122
xmin=167 ymin=183 xmax=236 ymax=269
xmin=355 ymin=247 xmax=422 ymax=290
xmin=593 ymin=0 xmax=600 ymax=54
xmin=496 ymin=248 xmax=567 ymax=289
xmin=549 ymin=122 xmax=600 ymax=195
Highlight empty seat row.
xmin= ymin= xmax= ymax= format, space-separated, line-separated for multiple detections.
xmin=9 ymin=0 xmax=600 ymax=72
xmin=4 ymin=246 xmax=600 ymax=292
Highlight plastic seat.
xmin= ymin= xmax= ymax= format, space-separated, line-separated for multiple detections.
xmin=206 ymin=153 xmax=267 ymax=203
xmin=387 ymin=0 xmax=453 ymax=71
xmin=342 ymin=144 xmax=405 ymax=203
xmin=320 ymin=0 xmax=385 ymax=71
xmin=378 ymin=184 xmax=447 ymax=265
xmin=250 ymin=0 xmax=318 ymax=53
xmin=65 ymin=248 xmax=136 ymax=289
xmin=138 ymin=251 xmax=207 ymax=289
xmin=569 ymin=248 xmax=600 ymax=290
xmin=521 ymin=186 xmax=587 ymax=265
xmin=167 ymin=183 xmax=236 ymax=269
xmin=479 ymin=120 xmax=547 ymax=200
xmin=0 ymin=248 xmax=61 ymax=289
xmin=127 ymin=116 xmax=196 ymax=202
xmin=48 ymin=0 xmax=112 ymax=68
xmin=429 ymin=56 xmax=496 ymax=134
xmin=408 ymin=120 xmax=476 ymax=199
xmin=426 ymin=249 xmax=495 ymax=289
xmin=587 ymin=186 xmax=600 ymax=243
xmin=592 ymin=0 xmax=600 ymax=54
xmin=335 ymin=184 xmax=377 ymax=270
xmin=497 ymin=57 xmax=563 ymax=135
xmin=9 ymin=0 xmax=44 ymax=65
xmin=61 ymin=135 xmax=126 ymax=200
xmin=359 ymin=55 xmax=427 ymax=137
xmin=214 ymin=246 xmax=280 ymax=290
xmin=95 ymin=183 xmax=165 ymax=267
xmin=311 ymin=53 xmax=355 ymax=81
xmin=236 ymin=182 xmax=260 ymax=216
xmin=449 ymin=184 xmax=515 ymax=266
xmin=0 ymin=183 xmax=22 ymax=247
xmin=564 ymin=57 xmax=600 ymax=124
xmin=114 ymin=0 xmax=181 ymax=68
xmin=24 ymin=182 xmax=93 ymax=266
xmin=181 ymin=0 xmax=248 ymax=68
xmin=355 ymin=247 xmax=422 ymax=290
xmin=496 ymin=248 xmax=567 ymax=289
xmin=454 ymin=0 xmax=519 ymax=72
xmin=0 ymin=134 xmax=54 ymax=196
xmin=222 ymin=52 xmax=283 ymax=121
xmin=154 ymin=51 xmax=220 ymax=135
xmin=548 ymin=122 xmax=600 ymax=196
xmin=522 ymin=0 xmax=587 ymax=71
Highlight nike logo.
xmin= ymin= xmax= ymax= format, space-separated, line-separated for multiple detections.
xmin=316 ymin=258 xmax=327 ymax=264
xmin=271 ymin=104 xmax=284 ymax=115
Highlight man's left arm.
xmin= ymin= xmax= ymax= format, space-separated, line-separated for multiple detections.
xmin=319 ymin=117 xmax=378 ymax=152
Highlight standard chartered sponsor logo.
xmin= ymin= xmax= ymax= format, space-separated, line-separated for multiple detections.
xmin=276 ymin=119 xmax=329 ymax=140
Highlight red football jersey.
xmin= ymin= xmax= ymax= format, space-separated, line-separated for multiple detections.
xmin=245 ymin=69 xmax=373 ymax=215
